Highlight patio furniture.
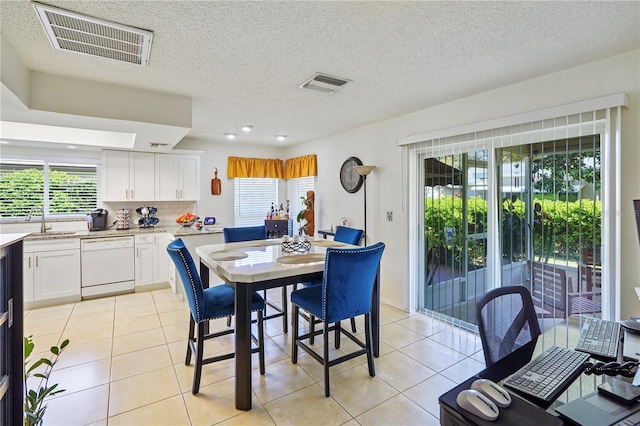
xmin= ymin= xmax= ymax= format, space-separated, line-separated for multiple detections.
xmin=528 ymin=261 xmax=601 ymax=319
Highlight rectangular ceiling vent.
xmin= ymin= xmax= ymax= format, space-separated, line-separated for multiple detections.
xmin=299 ymin=73 xmax=351 ymax=94
xmin=149 ymin=143 xmax=170 ymax=149
xmin=32 ymin=2 xmax=153 ymax=67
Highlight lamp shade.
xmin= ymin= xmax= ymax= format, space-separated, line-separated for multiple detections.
xmin=354 ymin=165 xmax=376 ymax=176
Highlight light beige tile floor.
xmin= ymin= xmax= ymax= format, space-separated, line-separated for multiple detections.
xmin=24 ymin=287 xmax=486 ymax=426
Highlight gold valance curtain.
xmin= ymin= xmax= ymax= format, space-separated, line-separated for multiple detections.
xmin=284 ymin=154 xmax=317 ymax=179
xmin=227 ymin=156 xmax=284 ymax=178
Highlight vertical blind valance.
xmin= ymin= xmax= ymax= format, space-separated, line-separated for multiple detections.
xmin=284 ymin=154 xmax=317 ymax=179
xmin=227 ymin=156 xmax=284 ymax=178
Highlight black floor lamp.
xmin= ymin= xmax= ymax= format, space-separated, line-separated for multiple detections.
xmin=353 ymin=165 xmax=376 ymax=245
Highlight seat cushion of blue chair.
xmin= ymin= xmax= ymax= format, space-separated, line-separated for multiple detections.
xmin=291 ymin=284 xmax=323 ymax=318
xmin=202 ymin=284 xmax=265 ymax=320
xmin=300 ymin=279 xmax=321 ymax=288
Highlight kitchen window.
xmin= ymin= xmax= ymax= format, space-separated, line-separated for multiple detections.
xmin=0 ymin=159 xmax=98 ymax=218
xmin=233 ymin=178 xmax=278 ymax=227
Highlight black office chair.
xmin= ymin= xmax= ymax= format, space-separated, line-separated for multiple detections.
xmin=475 ymin=286 xmax=541 ymax=368
xmin=223 ymin=225 xmax=288 ymax=333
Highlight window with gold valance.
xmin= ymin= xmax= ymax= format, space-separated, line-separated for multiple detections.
xmin=227 ymin=156 xmax=284 ymax=178
xmin=284 ymin=154 xmax=317 ymax=179
xmin=227 ymin=154 xmax=317 ymax=179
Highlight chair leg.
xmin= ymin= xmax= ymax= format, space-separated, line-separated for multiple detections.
xmin=292 ymin=305 xmax=300 ymax=364
xmin=310 ymin=313 xmax=316 ymax=345
xmin=350 ymin=317 xmax=357 ymax=332
xmin=365 ymin=313 xmax=375 ymax=377
xmin=258 ymin=309 xmax=265 ymax=375
xmin=192 ymin=322 xmax=205 ymax=394
xmin=226 ymin=315 xmax=232 ymax=327
xmin=324 ymin=321 xmax=331 ymax=397
xmin=281 ymin=286 xmax=288 ymax=333
xmin=335 ymin=321 xmax=341 ymax=349
xmin=185 ymin=316 xmax=195 ymax=365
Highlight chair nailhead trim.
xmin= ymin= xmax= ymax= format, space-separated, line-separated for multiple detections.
xmin=176 ymin=248 xmax=203 ymax=321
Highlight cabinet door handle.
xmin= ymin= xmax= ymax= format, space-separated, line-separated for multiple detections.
xmin=35 ymin=256 xmax=38 ymax=267
xmin=180 ymin=189 xmax=183 ymax=198
xmin=126 ymin=189 xmax=129 ymax=199
xmin=28 ymin=257 xmax=31 ymax=268
xmin=176 ymin=189 xmax=179 ymax=199
xmin=131 ymin=189 xmax=134 ymax=199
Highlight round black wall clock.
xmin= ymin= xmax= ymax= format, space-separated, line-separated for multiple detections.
xmin=340 ymin=156 xmax=364 ymax=193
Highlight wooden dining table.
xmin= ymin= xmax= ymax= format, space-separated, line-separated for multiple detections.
xmin=195 ymin=238 xmax=381 ymax=410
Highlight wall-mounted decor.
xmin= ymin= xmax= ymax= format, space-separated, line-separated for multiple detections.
xmin=339 ymin=156 xmax=364 ymax=193
xmin=211 ymin=167 xmax=221 ymax=195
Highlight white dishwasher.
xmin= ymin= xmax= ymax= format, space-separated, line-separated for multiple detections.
xmin=81 ymin=236 xmax=135 ymax=298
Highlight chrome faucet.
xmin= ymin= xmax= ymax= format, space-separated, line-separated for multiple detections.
xmin=25 ymin=206 xmax=51 ymax=233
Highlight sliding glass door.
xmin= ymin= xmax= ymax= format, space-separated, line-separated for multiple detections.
xmin=416 ymin=136 xmax=603 ymax=329
xmin=422 ymin=151 xmax=489 ymax=327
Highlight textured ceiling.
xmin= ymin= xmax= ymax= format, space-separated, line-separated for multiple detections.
xmin=1 ymin=1 xmax=639 ymax=147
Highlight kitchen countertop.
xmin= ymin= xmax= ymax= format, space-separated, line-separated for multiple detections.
xmin=22 ymin=225 xmax=224 ymax=241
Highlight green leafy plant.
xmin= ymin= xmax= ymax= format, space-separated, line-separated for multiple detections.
xmin=24 ymin=335 xmax=69 ymax=426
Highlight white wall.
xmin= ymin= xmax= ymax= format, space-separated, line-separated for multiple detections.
xmin=285 ymin=49 xmax=640 ymax=314
xmin=174 ymin=138 xmax=286 ymax=227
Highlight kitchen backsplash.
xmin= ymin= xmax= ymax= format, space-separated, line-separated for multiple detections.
xmin=1 ymin=201 xmax=198 ymax=234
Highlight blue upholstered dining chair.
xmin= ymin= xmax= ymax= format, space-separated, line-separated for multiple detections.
xmin=166 ymin=238 xmax=265 ymax=394
xmin=333 ymin=225 xmax=364 ymax=246
xmin=223 ymin=225 xmax=288 ymax=333
xmin=296 ymin=225 xmax=364 ymax=341
xmin=291 ymin=242 xmax=385 ymax=397
xmin=222 ymin=225 xmax=267 ymax=243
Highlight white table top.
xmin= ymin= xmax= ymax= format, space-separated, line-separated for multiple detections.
xmin=195 ymin=238 xmax=352 ymax=283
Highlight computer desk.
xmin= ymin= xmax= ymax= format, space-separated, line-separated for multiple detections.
xmin=438 ymin=342 xmax=565 ymax=426
xmin=439 ymin=322 xmax=640 ymax=426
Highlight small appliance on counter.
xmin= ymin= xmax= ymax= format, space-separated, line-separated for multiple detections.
xmin=115 ymin=209 xmax=130 ymax=230
xmin=136 ymin=205 xmax=159 ymax=228
xmin=87 ymin=208 xmax=109 ymax=231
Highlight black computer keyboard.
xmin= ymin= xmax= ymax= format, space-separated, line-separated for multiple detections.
xmin=575 ymin=317 xmax=621 ymax=359
xmin=614 ymin=410 xmax=640 ymax=426
xmin=503 ymin=346 xmax=590 ymax=402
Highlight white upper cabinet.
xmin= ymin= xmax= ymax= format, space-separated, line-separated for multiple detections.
xmin=102 ymin=150 xmax=155 ymax=201
xmin=155 ymin=154 xmax=200 ymax=201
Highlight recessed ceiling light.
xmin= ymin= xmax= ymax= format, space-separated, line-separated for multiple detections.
xmin=0 ymin=141 xmax=9 ymax=144
xmin=241 ymin=125 xmax=253 ymax=132
xmin=276 ymin=135 xmax=287 ymax=141
xmin=67 ymin=145 xmax=77 ymax=149
xmin=225 ymin=133 xmax=236 ymax=140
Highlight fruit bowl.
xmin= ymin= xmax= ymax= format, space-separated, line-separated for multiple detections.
xmin=181 ymin=220 xmax=196 ymax=227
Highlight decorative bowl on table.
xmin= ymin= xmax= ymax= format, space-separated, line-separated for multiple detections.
xmin=180 ymin=220 xmax=196 ymax=227
xmin=281 ymin=235 xmax=311 ymax=253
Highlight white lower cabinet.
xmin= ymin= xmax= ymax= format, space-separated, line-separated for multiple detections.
xmin=23 ymin=239 xmax=81 ymax=307
xmin=135 ymin=233 xmax=171 ymax=287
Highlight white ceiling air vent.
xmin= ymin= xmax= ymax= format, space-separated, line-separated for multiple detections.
xmin=149 ymin=143 xmax=170 ymax=149
xmin=299 ymin=73 xmax=351 ymax=94
xmin=32 ymin=2 xmax=153 ymax=67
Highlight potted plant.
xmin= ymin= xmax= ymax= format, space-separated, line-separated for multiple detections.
xmin=24 ymin=335 xmax=69 ymax=426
